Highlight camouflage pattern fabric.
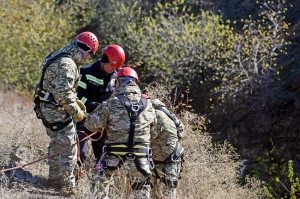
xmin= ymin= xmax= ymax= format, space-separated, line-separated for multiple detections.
xmin=39 ymin=42 xmax=84 ymax=189
xmin=94 ymin=156 xmax=151 ymax=199
xmin=85 ymin=83 xmax=156 ymax=199
xmin=40 ymin=43 xmax=83 ymax=121
xmin=46 ymin=121 xmax=77 ymax=188
xmin=85 ymin=84 xmax=156 ymax=144
xmin=150 ymin=99 xmax=185 ymax=199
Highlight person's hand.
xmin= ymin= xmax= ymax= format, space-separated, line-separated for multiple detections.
xmin=76 ymin=110 xmax=85 ymax=122
xmin=76 ymin=100 xmax=86 ymax=113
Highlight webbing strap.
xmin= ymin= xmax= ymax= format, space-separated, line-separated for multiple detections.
xmin=38 ymin=52 xmax=72 ymax=89
xmin=105 ymin=144 xmax=149 ymax=157
xmin=33 ymin=52 xmax=72 ymax=105
xmin=156 ymin=107 xmax=180 ymax=127
xmin=117 ymin=95 xmax=148 ymax=149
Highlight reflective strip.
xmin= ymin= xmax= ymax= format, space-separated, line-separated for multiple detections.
xmin=80 ymin=97 xmax=87 ymax=104
xmin=78 ymin=81 xmax=87 ymax=89
xmin=110 ymin=144 xmax=147 ymax=149
xmin=86 ymin=75 xmax=104 ymax=85
xmin=111 ymin=78 xmax=116 ymax=86
xmin=109 ymin=144 xmax=148 ymax=156
xmin=111 ymin=152 xmax=147 ymax=156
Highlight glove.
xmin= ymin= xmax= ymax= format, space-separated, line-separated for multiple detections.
xmin=90 ymin=102 xmax=100 ymax=112
xmin=76 ymin=110 xmax=85 ymax=122
xmin=76 ymin=100 xmax=86 ymax=113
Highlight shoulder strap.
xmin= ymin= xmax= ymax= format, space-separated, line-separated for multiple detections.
xmin=38 ymin=52 xmax=72 ymax=89
xmin=117 ymin=94 xmax=148 ymax=148
xmin=156 ymin=107 xmax=180 ymax=127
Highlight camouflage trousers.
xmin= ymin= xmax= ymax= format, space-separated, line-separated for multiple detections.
xmin=46 ymin=120 xmax=77 ymax=189
xmin=93 ymin=155 xmax=151 ymax=199
xmin=151 ymin=161 xmax=182 ymax=199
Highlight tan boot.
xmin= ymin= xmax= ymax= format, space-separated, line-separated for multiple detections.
xmin=44 ymin=178 xmax=62 ymax=189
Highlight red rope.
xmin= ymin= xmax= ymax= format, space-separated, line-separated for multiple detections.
xmin=0 ymin=131 xmax=101 ymax=173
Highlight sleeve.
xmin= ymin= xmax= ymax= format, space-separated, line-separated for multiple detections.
xmin=52 ymin=59 xmax=81 ymax=118
xmin=84 ymin=102 xmax=109 ymax=132
xmin=77 ymin=68 xmax=99 ymax=113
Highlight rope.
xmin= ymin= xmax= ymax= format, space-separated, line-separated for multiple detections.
xmin=75 ymin=130 xmax=104 ymax=180
xmin=0 ymin=130 xmax=102 ymax=173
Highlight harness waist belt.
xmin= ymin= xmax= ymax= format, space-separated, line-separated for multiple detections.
xmin=104 ymin=143 xmax=150 ymax=157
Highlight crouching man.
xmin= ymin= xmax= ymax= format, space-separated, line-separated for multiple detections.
xmin=84 ymin=67 xmax=156 ymax=199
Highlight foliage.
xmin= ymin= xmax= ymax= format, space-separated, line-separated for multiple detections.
xmin=119 ymin=0 xmax=238 ymax=90
xmin=211 ymin=0 xmax=291 ymax=113
xmin=0 ymin=0 xmax=94 ymax=92
xmin=262 ymin=160 xmax=300 ymax=199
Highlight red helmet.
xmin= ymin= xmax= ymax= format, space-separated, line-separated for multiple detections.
xmin=75 ymin=31 xmax=98 ymax=54
xmin=116 ymin=67 xmax=139 ymax=84
xmin=102 ymin=44 xmax=125 ymax=69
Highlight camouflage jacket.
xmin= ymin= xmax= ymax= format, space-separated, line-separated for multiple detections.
xmin=150 ymin=99 xmax=185 ymax=161
xmin=84 ymin=84 xmax=156 ymax=144
xmin=40 ymin=43 xmax=83 ymax=122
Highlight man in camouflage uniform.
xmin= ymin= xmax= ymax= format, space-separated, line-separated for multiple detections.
xmin=150 ymin=99 xmax=185 ymax=199
xmin=33 ymin=31 xmax=99 ymax=194
xmin=85 ymin=67 xmax=156 ymax=199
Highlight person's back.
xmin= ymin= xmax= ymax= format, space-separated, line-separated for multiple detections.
xmin=150 ymin=99 xmax=185 ymax=199
xmin=85 ymin=67 xmax=155 ymax=199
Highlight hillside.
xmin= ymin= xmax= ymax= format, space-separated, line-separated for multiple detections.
xmin=0 ymin=89 xmax=265 ymax=198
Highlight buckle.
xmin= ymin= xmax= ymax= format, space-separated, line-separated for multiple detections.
xmin=131 ymin=104 xmax=140 ymax=112
xmin=43 ymin=91 xmax=50 ymax=100
xmin=148 ymin=148 xmax=152 ymax=156
xmin=149 ymin=158 xmax=155 ymax=169
xmin=126 ymin=153 xmax=135 ymax=160
xmin=102 ymin=145 xmax=108 ymax=153
xmin=171 ymin=154 xmax=176 ymax=162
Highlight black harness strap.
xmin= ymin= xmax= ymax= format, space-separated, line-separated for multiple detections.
xmin=34 ymin=52 xmax=72 ymax=105
xmin=117 ymin=94 xmax=148 ymax=149
xmin=39 ymin=52 xmax=72 ymax=89
xmin=33 ymin=52 xmax=73 ymax=131
xmin=156 ymin=107 xmax=181 ymax=127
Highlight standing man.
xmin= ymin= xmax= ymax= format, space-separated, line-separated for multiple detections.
xmin=76 ymin=44 xmax=125 ymax=167
xmin=84 ymin=67 xmax=156 ymax=199
xmin=33 ymin=31 xmax=99 ymax=195
xmin=150 ymin=99 xmax=185 ymax=199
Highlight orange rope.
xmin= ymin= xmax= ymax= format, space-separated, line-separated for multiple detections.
xmin=75 ymin=130 xmax=104 ymax=180
xmin=0 ymin=131 xmax=101 ymax=173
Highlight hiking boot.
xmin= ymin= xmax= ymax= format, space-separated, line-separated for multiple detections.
xmin=44 ymin=178 xmax=62 ymax=189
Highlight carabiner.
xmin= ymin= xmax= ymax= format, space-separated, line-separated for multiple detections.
xmin=131 ymin=104 xmax=140 ymax=112
xmin=126 ymin=153 xmax=136 ymax=160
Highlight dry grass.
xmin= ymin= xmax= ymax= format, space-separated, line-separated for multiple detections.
xmin=0 ymin=89 xmax=266 ymax=198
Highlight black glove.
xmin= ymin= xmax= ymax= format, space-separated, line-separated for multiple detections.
xmin=86 ymin=101 xmax=101 ymax=113
xmin=90 ymin=102 xmax=100 ymax=112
